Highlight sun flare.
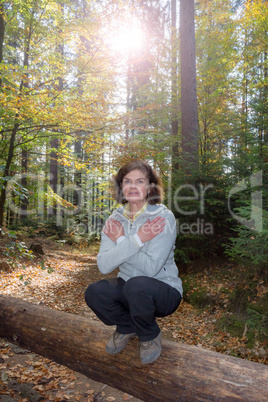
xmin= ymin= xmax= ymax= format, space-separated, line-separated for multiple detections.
xmin=108 ymin=23 xmax=145 ymax=54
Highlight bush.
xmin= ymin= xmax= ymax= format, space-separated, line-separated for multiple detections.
xmin=224 ymin=206 xmax=268 ymax=278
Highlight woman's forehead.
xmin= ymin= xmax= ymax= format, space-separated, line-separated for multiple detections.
xmin=123 ymin=169 xmax=148 ymax=180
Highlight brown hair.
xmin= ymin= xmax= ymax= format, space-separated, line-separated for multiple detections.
xmin=113 ymin=160 xmax=163 ymax=205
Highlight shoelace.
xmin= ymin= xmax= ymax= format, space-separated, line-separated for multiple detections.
xmin=114 ymin=332 xmax=122 ymax=340
xmin=114 ymin=332 xmax=130 ymax=341
xmin=140 ymin=340 xmax=153 ymax=350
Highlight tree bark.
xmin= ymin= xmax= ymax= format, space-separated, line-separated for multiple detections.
xmin=20 ymin=149 xmax=28 ymax=219
xmin=0 ymin=295 xmax=267 ymax=402
xmin=0 ymin=123 xmax=19 ymax=227
xmin=180 ymin=0 xmax=199 ymax=173
xmin=49 ymin=137 xmax=59 ymax=217
xmin=0 ymin=3 xmax=4 ymax=65
xmin=171 ymin=0 xmax=180 ymax=194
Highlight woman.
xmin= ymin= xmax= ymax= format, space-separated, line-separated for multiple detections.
xmin=85 ymin=160 xmax=182 ymax=364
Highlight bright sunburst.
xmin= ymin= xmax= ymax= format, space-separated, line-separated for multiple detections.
xmin=107 ymin=22 xmax=145 ymax=54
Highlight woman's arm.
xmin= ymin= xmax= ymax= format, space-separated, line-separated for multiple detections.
xmin=97 ymin=229 xmax=143 ymax=274
xmin=97 ymin=212 xmax=175 ymax=276
xmin=97 ymin=216 xmax=166 ymax=274
xmin=125 ymin=212 xmax=176 ymax=277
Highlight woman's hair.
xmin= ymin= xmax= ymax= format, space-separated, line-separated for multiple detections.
xmin=112 ymin=160 xmax=163 ymax=205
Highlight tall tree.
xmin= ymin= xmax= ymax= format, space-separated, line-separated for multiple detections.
xmin=180 ymin=0 xmax=199 ymax=173
xmin=195 ymin=0 xmax=238 ymax=170
xmin=171 ymin=0 xmax=179 ymax=185
xmin=49 ymin=1 xmax=64 ymax=218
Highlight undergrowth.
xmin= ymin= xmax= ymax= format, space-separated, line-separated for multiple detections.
xmin=181 ymin=262 xmax=268 ymax=353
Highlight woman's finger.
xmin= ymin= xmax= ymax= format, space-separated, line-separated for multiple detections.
xmin=150 ymin=216 xmax=165 ymax=225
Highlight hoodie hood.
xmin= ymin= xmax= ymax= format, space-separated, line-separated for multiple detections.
xmin=112 ymin=203 xmax=167 ymax=221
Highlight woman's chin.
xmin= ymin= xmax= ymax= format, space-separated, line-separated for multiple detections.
xmin=126 ymin=197 xmax=144 ymax=204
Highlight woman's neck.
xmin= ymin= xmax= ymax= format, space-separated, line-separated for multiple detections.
xmin=128 ymin=201 xmax=146 ymax=216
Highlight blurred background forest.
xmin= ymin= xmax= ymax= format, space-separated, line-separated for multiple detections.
xmin=0 ymin=0 xmax=267 ymax=360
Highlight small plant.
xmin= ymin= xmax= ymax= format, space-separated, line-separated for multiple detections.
xmin=40 ymin=259 xmax=54 ymax=274
xmin=1 ymin=228 xmax=34 ymax=265
xmin=1 ymin=228 xmax=35 ymax=284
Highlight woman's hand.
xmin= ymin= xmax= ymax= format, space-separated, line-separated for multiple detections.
xmin=103 ymin=218 xmax=124 ymax=242
xmin=137 ymin=216 xmax=166 ymax=243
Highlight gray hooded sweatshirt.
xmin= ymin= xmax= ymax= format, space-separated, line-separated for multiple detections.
xmin=97 ymin=203 xmax=183 ymax=296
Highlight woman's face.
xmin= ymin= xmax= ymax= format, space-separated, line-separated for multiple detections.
xmin=122 ymin=169 xmax=149 ymax=206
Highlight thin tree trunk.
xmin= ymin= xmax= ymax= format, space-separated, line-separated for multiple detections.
xmin=74 ymin=139 xmax=82 ymax=213
xmin=19 ymin=24 xmax=31 ymax=220
xmin=0 ymin=3 xmax=4 ymax=68
xmin=49 ymin=2 xmax=64 ymax=218
xmin=0 ymin=123 xmax=19 ymax=226
xmin=20 ymin=149 xmax=28 ymax=218
xmin=49 ymin=137 xmax=59 ymax=217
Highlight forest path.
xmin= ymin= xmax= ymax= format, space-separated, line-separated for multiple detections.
xmin=0 ymin=241 xmax=266 ymax=401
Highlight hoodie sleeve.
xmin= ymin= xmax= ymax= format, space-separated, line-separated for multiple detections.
xmin=123 ymin=211 xmax=177 ymax=277
xmin=97 ymin=229 xmax=143 ymax=274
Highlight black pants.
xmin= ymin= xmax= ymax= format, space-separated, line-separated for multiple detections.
xmin=84 ymin=276 xmax=181 ymax=342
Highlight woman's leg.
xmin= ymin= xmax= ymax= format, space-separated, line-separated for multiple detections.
xmin=122 ymin=276 xmax=181 ymax=342
xmin=122 ymin=276 xmax=181 ymax=364
xmin=84 ymin=277 xmax=136 ymax=334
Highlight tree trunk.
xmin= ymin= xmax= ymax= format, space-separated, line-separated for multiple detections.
xmin=20 ymin=149 xmax=28 ymax=219
xmin=49 ymin=137 xmax=59 ymax=217
xmin=171 ymin=0 xmax=180 ymax=194
xmin=180 ymin=0 xmax=199 ymax=173
xmin=0 ymin=123 xmax=19 ymax=227
xmin=0 ymin=3 xmax=4 ymax=66
xmin=74 ymin=138 xmax=82 ymax=213
xmin=0 ymin=295 xmax=267 ymax=402
xmin=49 ymin=2 xmax=64 ymax=218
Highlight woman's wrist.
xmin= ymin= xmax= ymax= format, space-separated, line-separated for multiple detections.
xmin=134 ymin=233 xmax=144 ymax=247
xmin=116 ymin=235 xmax=126 ymax=244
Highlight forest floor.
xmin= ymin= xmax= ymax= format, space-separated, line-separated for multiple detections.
xmin=0 ymin=239 xmax=267 ymax=401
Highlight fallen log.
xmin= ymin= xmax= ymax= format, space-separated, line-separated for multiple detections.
xmin=0 ymin=295 xmax=267 ymax=401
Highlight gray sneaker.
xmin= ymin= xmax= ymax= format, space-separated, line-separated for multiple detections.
xmin=140 ymin=332 xmax=162 ymax=364
xmin=105 ymin=331 xmax=135 ymax=355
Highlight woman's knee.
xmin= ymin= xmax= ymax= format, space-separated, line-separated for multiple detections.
xmin=85 ymin=280 xmax=105 ymax=308
xmin=85 ymin=278 xmax=123 ymax=308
